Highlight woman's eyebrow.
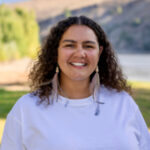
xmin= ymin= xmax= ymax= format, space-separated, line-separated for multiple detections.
xmin=62 ymin=40 xmax=76 ymax=43
xmin=62 ymin=40 xmax=96 ymax=44
xmin=83 ymin=41 xmax=96 ymax=45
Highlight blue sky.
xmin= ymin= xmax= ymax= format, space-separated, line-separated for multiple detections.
xmin=0 ymin=0 xmax=29 ymax=4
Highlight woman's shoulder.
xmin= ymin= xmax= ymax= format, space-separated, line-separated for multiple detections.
xmin=16 ymin=93 xmax=39 ymax=106
xmin=100 ymin=84 xmax=130 ymax=97
xmin=8 ymin=93 xmax=40 ymax=117
xmin=100 ymin=85 xmax=138 ymax=111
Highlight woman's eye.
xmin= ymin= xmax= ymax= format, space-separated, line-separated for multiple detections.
xmin=64 ymin=44 xmax=74 ymax=48
xmin=84 ymin=45 xmax=94 ymax=49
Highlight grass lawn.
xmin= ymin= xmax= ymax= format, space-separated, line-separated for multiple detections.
xmin=0 ymin=81 xmax=150 ymax=143
xmin=0 ymin=89 xmax=28 ymax=119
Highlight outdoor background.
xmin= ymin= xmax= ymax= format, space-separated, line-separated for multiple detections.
xmin=0 ymin=0 xmax=150 ymax=144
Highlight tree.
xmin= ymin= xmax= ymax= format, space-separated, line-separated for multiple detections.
xmin=0 ymin=5 xmax=39 ymax=61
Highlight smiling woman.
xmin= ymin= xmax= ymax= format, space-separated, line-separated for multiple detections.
xmin=1 ymin=16 xmax=150 ymax=150
xmin=57 ymin=25 xmax=102 ymax=98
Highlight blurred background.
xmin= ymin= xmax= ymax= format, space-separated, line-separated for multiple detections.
xmin=0 ymin=0 xmax=150 ymax=144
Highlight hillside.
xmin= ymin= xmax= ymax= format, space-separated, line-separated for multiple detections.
xmin=7 ymin=0 xmax=150 ymax=53
xmin=8 ymin=0 xmax=131 ymax=20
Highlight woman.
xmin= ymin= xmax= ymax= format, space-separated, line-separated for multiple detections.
xmin=1 ymin=16 xmax=150 ymax=150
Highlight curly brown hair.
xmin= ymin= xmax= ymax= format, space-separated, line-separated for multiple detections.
xmin=29 ymin=16 xmax=131 ymax=104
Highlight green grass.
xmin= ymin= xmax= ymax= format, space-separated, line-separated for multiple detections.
xmin=0 ymin=82 xmax=150 ymax=128
xmin=132 ymin=88 xmax=150 ymax=127
xmin=0 ymin=89 xmax=28 ymax=118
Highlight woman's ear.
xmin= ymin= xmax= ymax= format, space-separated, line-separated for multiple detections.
xmin=99 ymin=46 xmax=103 ymax=57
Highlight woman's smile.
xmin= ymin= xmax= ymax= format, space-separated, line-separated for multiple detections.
xmin=69 ymin=61 xmax=88 ymax=70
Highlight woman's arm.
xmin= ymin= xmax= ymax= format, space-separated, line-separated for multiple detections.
xmin=134 ymin=107 xmax=150 ymax=150
xmin=1 ymin=114 xmax=25 ymax=150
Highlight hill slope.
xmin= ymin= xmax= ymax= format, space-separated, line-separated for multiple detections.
xmin=7 ymin=0 xmax=150 ymax=53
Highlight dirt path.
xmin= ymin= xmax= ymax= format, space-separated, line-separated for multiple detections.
xmin=0 ymin=58 xmax=32 ymax=91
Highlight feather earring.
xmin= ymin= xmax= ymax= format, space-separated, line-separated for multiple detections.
xmin=51 ymin=66 xmax=59 ymax=103
xmin=90 ymin=66 xmax=100 ymax=100
xmin=90 ymin=66 xmax=101 ymax=115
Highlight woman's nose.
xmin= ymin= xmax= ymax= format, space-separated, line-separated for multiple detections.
xmin=74 ymin=46 xmax=86 ymax=58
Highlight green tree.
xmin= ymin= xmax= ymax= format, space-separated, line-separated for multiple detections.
xmin=0 ymin=5 xmax=39 ymax=61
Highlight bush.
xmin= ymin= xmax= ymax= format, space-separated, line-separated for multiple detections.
xmin=130 ymin=17 xmax=141 ymax=27
xmin=64 ymin=8 xmax=72 ymax=18
xmin=0 ymin=5 xmax=39 ymax=61
xmin=118 ymin=31 xmax=134 ymax=45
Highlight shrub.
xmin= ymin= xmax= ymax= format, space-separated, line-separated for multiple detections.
xmin=119 ymin=31 xmax=134 ymax=45
xmin=0 ymin=5 xmax=39 ymax=61
xmin=130 ymin=17 xmax=141 ymax=27
xmin=64 ymin=8 xmax=72 ymax=18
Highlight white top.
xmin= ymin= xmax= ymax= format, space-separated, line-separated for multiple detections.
xmin=1 ymin=85 xmax=150 ymax=150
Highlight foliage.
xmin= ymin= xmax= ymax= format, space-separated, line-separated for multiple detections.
xmin=64 ymin=8 xmax=72 ymax=18
xmin=142 ymin=25 xmax=150 ymax=51
xmin=118 ymin=31 xmax=134 ymax=46
xmin=130 ymin=17 xmax=141 ymax=27
xmin=0 ymin=5 xmax=39 ymax=61
xmin=116 ymin=6 xmax=123 ymax=14
xmin=110 ymin=6 xmax=123 ymax=15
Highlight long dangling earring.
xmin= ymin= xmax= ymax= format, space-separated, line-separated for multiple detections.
xmin=90 ymin=66 xmax=101 ymax=115
xmin=51 ymin=66 xmax=59 ymax=103
xmin=95 ymin=66 xmax=101 ymax=115
xmin=90 ymin=66 xmax=100 ymax=99
xmin=93 ymin=66 xmax=100 ymax=100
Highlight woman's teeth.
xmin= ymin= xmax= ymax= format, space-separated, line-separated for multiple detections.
xmin=70 ymin=62 xmax=86 ymax=66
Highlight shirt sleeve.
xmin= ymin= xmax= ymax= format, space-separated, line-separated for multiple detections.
xmin=134 ymin=107 xmax=150 ymax=150
xmin=0 ymin=114 xmax=25 ymax=150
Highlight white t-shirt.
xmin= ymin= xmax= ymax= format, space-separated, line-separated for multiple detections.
xmin=1 ymin=86 xmax=150 ymax=150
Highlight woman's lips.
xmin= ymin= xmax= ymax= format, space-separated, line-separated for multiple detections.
xmin=70 ymin=62 xmax=86 ymax=66
xmin=69 ymin=62 xmax=87 ymax=68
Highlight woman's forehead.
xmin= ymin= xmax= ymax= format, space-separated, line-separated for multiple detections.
xmin=60 ymin=25 xmax=98 ymax=43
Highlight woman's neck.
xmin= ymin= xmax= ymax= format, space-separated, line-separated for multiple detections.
xmin=59 ymin=77 xmax=91 ymax=99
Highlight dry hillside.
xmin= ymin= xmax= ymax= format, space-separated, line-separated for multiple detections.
xmin=8 ymin=0 xmax=131 ymax=20
xmin=8 ymin=0 xmax=150 ymax=53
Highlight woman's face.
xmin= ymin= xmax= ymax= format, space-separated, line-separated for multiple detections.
xmin=58 ymin=25 xmax=103 ymax=82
